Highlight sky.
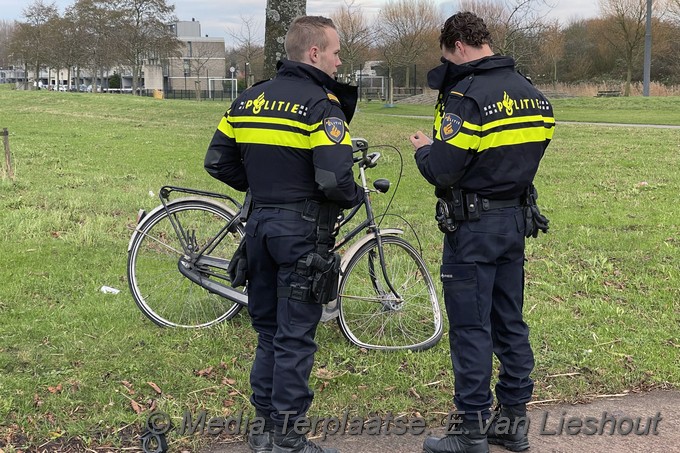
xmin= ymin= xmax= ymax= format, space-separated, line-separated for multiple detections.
xmin=0 ymin=0 xmax=600 ymax=43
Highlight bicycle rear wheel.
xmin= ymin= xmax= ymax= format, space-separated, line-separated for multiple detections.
xmin=337 ymin=235 xmax=443 ymax=351
xmin=127 ymin=198 xmax=245 ymax=328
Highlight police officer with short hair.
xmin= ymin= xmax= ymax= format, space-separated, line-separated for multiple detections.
xmin=409 ymin=11 xmax=555 ymax=453
xmin=205 ymin=15 xmax=363 ymax=453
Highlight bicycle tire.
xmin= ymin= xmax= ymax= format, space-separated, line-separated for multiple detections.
xmin=337 ymin=235 xmax=443 ymax=351
xmin=127 ymin=198 xmax=245 ymax=328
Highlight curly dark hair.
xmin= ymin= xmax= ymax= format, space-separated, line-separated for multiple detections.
xmin=439 ymin=11 xmax=492 ymax=50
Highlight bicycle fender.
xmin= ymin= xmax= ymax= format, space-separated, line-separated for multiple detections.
xmin=321 ymin=228 xmax=404 ymax=322
xmin=127 ymin=197 xmax=239 ymax=252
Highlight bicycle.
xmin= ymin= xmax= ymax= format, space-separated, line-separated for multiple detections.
xmin=127 ymin=139 xmax=443 ymax=351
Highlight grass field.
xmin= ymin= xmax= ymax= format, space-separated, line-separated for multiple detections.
xmin=1 ymin=87 xmax=678 ymax=451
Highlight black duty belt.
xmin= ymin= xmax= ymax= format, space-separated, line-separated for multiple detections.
xmin=253 ymin=200 xmax=320 ymax=222
xmin=480 ymin=197 xmax=522 ymax=211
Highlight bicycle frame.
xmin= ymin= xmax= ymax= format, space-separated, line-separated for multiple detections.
xmin=129 ymin=146 xmax=406 ymax=319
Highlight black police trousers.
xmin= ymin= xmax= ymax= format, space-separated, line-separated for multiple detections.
xmin=441 ymin=206 xmax=534 ymax=422
xmin=244 ymin=207 xmax=322 ymax=428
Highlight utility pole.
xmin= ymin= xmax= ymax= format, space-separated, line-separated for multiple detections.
xmin=643 ymin=0 xmax=652 ymax=97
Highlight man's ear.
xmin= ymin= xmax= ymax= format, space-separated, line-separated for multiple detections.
xmin=309 ymin=46 xmax=320 ymax=64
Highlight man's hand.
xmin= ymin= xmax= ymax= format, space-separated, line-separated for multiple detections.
xmin=409 ymin=131 xmax=433 ymax=151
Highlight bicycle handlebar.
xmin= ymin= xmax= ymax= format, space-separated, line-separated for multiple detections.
xmin=353 ymin=151 xmax=380 ymax=168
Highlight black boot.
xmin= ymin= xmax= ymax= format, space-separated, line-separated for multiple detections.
xmin=248 ymin=411 xmax=274 ymax=453
xmin=422 ymin=420 xmax=489 ymax=453
xmin=248 ymin=431 xmax=274 ymax=453
xmin=486 ymin=404 xmax=530 ymax=451
xmin=272 ymin=428 xmax=339 ymax=453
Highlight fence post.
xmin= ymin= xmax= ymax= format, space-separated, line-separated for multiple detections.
xmin=2 ymin=128 xmax=14 ymax=180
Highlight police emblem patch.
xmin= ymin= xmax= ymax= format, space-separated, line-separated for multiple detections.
xmin=440 ymin=113 xmax=463 ymax=141
xmin=324 ymin=117 xmax=345 ymax=143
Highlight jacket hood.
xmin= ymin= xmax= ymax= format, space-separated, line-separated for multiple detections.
xmin=277 ymin=59 xmax=359 ymax=123
xmin=427 ymin=55 xmax=515 ymax=91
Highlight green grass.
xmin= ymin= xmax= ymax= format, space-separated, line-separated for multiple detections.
xmin=0 ymin=87 xmax=679 ymax=450
xmin=357 ymin=96 xmax=680 ymax=126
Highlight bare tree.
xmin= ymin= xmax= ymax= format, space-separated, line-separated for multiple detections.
xmin=331 ymin=0 xmax=374 ymax=83
xmin=47 ymin=14 xmax=87 ymax=90
xmin=8 ymin=0 xmax=59 ymax=89
xmin=263 ymin=0 xmax=305 ymax=79
xmin=598 ymin=0 xmax=657 ymax=95
xmin=539 ymin=20 xmax=565 ymax=88
xmin=0 ymin=20 xmax=18 ymax=69
xmin=459 ymin=0 xmax=551 ymax=70
xmin=113 ymin=0 xmax=180 ymax=93
xmin=671 ymin=0 xmax=680 ymax=19
xmin=227 ymin=15 xmax=264 ymax=87
xmin=377 ymin=0 xmax=440 ymax=104
xmin=69 ymin=0 xmax=122 ymax=93
xmin=183 ymin=40 xmax=225 ymax=100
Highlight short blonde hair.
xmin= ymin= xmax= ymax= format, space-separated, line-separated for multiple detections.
xmin=285 ymin=16 xmax=336 ymax=62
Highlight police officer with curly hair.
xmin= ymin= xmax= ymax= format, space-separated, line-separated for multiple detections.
xmin=205 ymin=15 xmax=363 ymax=453
xmin=409 ymin=11 xmax=555 ymax=453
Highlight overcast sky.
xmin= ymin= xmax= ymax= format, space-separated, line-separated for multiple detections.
xmin=1 ymin=0 xmax=600 ymax=43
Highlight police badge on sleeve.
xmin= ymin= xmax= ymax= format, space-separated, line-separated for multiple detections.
xmin=440 ymin=113 xmax=463 ymax=141
xmin=324 ymin=117 xmax=346 ymax=143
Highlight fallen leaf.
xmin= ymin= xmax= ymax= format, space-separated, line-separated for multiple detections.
xmin=314 ymin=368 xmax=341 ymax=380
xmin=47 ymin=384 xmax=63 ymax=394
xmin=130 ymin=399 xmax=143 ymax=414
xmin=223 ymin=399 xmax=235 ymax=407
xmin=34 ymin=393 xmax=43 ymax=407
xmin=195 ymin=366 xmax=214 ymax=377
xmin=222 ymin=377 xmax=237 ymax=385
xmin=147 ymin=381 xmax=162 ymax=394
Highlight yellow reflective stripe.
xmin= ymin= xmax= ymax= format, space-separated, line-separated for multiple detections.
xmin=217 ymin=116 xmax=235 ymax=138
xmin=480 ymin=114 xmax=554 ymax=132
xmin=236 ymin=128 xmax=311 ymax=148
xmin=310 ymin=128 xmax=351 ymax=147
xmin=225 ymin=116 xmax=352 ymax=149
xmin=444 ymin=131 xmax=480 ymax=150
xmin=477 ymin=125 xmax=553 ymax=152
xmin=229 ymin=115 xmax=318 ymax=132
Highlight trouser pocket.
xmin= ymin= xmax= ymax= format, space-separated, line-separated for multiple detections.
xmin=440 ymin=263 xmax=481 ymax=328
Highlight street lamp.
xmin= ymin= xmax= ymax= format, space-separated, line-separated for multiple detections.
xmin=245 ymin=62 xmax=250 ymax=89
xmin=229 ymin=66 xmax=236 ymax=99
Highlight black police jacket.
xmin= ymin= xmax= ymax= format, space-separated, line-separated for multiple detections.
xmin=204 ymin=59 xmax=364 ymax=209
xmin=415 ymin=55 xmax=555 ymax=200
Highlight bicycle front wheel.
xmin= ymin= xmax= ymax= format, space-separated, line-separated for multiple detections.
xmin=337 ymin=235 xmax=443 ymax=351
xmin=127 ymin=198 xmax=245 ymax=328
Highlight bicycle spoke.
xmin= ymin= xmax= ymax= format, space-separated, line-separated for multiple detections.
xmin=337 ymin=236 xmax=442 ymax=351
xmin=128 ymin=200 xmax=244 ymax=328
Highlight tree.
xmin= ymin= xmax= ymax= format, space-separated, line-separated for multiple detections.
xmin=377 ymin=0 xmax=440 ymax=104
xmin=331 ymin=0 xmax=374 ymax=83
xmin=46 ymin=14 xmax=85 ymax=90
xmin=68 ymin=0 xmax=122 ymax=93
xmin=113 ymin=0 xmax=180 ymax=93
xmin=263 ymin=0 xmax=305 ymax=79
xmin=0 ymin=20 xmax=17 ymax=69
xmin=598 ymin=0 xmax=656 ymax=95
xmin=227 ymin=15 xmax=264 ymax=87
xmin=558 ymin=19 xmax=608 ymax=82
xmin=538 ymin=20 xmax=565 ymax=88
xmin=183 ymin=40 xmax=225 ymax=100
xmin=9 ymin=0 xmax=58 ymax=89
xmin=459 ymin=0 xmax=552 ymax=71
